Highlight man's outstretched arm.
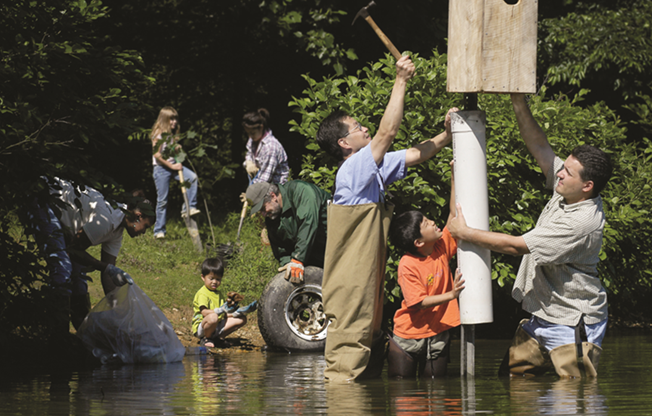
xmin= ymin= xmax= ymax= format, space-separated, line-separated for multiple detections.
xmin=511 ymin=94 xmax=556 ymax=177
xmin=405 ymin=108 xmax=458 ymax=167
xmin=448 ymin=204 xmax=529 ymax=256
xmin=369 ymin=55 xmax=415 ymax=165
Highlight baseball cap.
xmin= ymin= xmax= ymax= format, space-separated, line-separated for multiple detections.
xmin=246 ymin=182 xmax=274 ymax=214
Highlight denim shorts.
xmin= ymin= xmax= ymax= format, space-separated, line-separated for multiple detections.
xmin=522 ymin=315 xmax=608 ymax=351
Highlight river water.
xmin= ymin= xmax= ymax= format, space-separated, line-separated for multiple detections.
xmin=1 ymin=330 xmax=650 ymax=415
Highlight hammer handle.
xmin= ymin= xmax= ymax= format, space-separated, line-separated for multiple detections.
xmin=365 ymin=16 xmax=402 ymax=60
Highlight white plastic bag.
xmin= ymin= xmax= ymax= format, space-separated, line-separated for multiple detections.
xmin=77 ymin=284 xmax=185 ymax=364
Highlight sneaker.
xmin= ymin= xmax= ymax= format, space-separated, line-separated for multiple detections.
xmin=154 ymin=232 xmax=165 ymax=239
xmin=181 ymin=208 xmax=201 ymax=218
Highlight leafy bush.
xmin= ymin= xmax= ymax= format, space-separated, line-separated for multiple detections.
xmin=290 ymin=52 xmax=460 ymax=302
xmin=0 ymin=0 xmax=152 ymax=341
xmin=289 ymin=51 xmax=652 ymax=323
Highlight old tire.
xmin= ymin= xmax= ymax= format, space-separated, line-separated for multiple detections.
xmin=257 ymin=266 xmax=328 ymax=352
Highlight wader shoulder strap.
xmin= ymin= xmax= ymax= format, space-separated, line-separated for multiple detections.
xmin=575 ymin=315 xmax=586 ymax=377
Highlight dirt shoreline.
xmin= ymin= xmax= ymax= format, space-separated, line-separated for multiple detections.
xmin=5 ymin=307 xmax=650 ymax=372
xmin=165 ymin=306 xmax=267 ymax=352
xmin=165 ymin=305 xmax=652 ymax=354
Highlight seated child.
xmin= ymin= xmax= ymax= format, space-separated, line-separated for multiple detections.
xmin=192 ymin=257 xmax=255 ymax=348
xmin=387 ymin=174 xmax=465 ymax=378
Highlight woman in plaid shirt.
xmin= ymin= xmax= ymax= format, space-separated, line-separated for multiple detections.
xmin=242 ymin=108 xmax=290 ymax=185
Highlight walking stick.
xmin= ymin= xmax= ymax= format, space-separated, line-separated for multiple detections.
xmin=178 ymin=168 xmax=203 ymax=252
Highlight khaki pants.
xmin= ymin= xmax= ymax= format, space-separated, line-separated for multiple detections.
xmin=322 ymin=202 xmax=393 ymax=381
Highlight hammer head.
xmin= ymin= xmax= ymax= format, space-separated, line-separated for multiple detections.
xmin=352 ymin=1 xmax=376 ymax=26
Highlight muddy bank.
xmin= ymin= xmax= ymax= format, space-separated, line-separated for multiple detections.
xmin=0 ymin=307 xmax=268 ymax=374
xmin=164 ymin=305 xmax=267 ymax=352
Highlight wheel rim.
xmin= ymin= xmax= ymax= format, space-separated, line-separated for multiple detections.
xmin=284 ymin=284 xmax=328 ymax=341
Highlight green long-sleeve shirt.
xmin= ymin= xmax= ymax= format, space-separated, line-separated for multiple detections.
xmin=265 ymin=180 xmax=330 ymax=267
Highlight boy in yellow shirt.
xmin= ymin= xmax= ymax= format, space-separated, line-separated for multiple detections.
xmin=192 ymin=258 xmax=256 ymax=348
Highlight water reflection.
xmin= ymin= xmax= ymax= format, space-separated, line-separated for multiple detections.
xmin=0 ymin=332 xmax=650 ymax=415
xmin=389 ymin=378 xmax=463 ymax=415
xmin=80 ymin=362 xmax=187 ymax=414
xmin=505 ymin=377 xmax=606 ymax=415
xmin=180 ymin=352 xmax=267 ymax=414
xmin=264 ymin=353 xmax=327 ymax=413
xmin=325 ymin=380 xmax=382 ymax=414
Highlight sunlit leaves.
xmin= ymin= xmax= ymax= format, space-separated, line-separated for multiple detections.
xmin=289 ymin=51 xmax=652 ymax=314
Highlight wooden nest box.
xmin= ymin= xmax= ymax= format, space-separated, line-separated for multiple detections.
xmin=447 ymin=0 xmax=538 ymax=94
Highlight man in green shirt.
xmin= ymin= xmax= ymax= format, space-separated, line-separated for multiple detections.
xmin=246 ymin=180 xmax=330 ymax=283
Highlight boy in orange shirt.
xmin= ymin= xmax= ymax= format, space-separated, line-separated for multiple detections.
xmin=388 ymin=171 xmax=465 ymax=378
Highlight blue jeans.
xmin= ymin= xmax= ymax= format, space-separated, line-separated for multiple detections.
xmin=522 ymin=315 xmax=608 ymax=351
xmin=153 ymin=164 xmax=198 ymax=235
xmin=27 ymin=199 xmax=90 ymax=296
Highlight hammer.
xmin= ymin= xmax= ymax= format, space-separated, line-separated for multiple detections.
xmin=352 ymin=1 xmax=402 ymax=60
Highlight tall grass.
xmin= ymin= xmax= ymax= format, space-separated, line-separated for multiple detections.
xmin=86 ymin=211 xmax=278 ymax=311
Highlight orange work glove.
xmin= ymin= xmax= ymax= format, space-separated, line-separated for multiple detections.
xmin=278 ymin=259 xmax=304 ymax=284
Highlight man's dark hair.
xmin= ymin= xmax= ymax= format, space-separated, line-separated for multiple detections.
xmin=201 ymin=257 xmax=224 ymax=277
xmin=389 ymin=211 xmax=425 ymax=257
xmin=124 ymin=189 xmax=156 ymax=222
xmin=316 ymin=110 xmax=349 ymax=160
xmin=571 ymin=145 xmax=613 ymax=197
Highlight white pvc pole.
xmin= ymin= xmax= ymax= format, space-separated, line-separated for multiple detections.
xmin=452 ymin=111 xmax=493 ymax=325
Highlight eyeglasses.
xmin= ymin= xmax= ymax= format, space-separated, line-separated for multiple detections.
xmin=343 ymin=121 xmax=363 ymax=138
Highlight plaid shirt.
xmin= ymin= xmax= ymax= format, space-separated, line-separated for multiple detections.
xmin=513 ymin=157 xmax=608 ymax=326
xmin=244 ymin=130 xmax=289 ymax=184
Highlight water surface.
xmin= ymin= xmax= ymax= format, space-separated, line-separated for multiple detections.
xmin=1 ymin=331 xmax=650 ymax=415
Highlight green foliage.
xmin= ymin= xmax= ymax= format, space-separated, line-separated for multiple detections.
xmin=261 ymin=1 xmax=356 ymax=74
xmin=598 ymin=138 xmax=652 ymax=321
xmin=290 ymin=51 xmax=462 ymax=302
xmin=84 ymin=214 xmax=277 ymax=310
xmin=100 ymin=0 xmax=363 ymax=214
xmin=0 ymin=0 xmax=152 ymax=340
xmin=624 ymin=93 xmax=652 ymax=136
xmin=4 ymin=0 xmax=652 ymax=346
xmin=290 ymin=52 xmax=652 ymax=320
xmin=210 ymin=214 xmax=279 ymax=302
xmin=541 ymin=1 xmax=652 ymax=99
xmin=0 ymin=0 xmax=151 ymax=178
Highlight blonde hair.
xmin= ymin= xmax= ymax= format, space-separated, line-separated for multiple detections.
xmin=150 ymin=106 xmax=179 ymax=140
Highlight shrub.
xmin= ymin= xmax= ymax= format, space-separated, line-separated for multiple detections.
xmin=289 ymin=51 xmax=652 ymax=323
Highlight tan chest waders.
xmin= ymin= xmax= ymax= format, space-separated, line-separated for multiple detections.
xmin=322 ymin=201 xmax=393 ymax=381
xmin=500 ymin=318 xmax=602 ymax=378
